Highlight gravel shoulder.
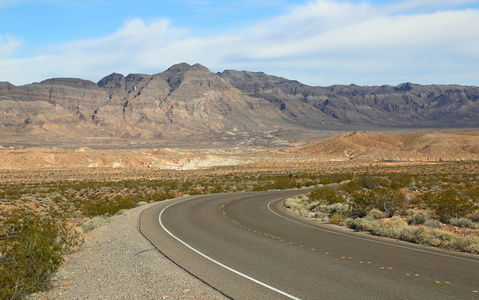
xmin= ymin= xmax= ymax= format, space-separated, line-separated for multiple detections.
xmin=36 ymin=201 xmax=227 ymax=300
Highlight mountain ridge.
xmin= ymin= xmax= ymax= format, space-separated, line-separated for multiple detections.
xmin=1 ymin=63 xmax=479 ymax=146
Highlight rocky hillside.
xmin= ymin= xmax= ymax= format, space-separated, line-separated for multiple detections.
xmin=219 ymin=70 xmax=479 ymax=127
xmin=1 ymin=63 xmax=479 ymax=146
xmin=0 ymin=63 xmax=285 ymax=145
xmin=290 ymin=131 xmax=479 ymax=161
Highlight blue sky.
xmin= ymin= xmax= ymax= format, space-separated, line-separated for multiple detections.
xmin=1 ymin=0 xmax=478 ymax=86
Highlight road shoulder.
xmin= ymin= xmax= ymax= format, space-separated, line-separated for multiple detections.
xmin=35 ymin=200 xmax=227 ymax=299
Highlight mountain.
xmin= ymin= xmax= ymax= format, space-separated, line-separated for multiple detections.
xmin=219 ymin=70 xmax=479 ymax=127
xmin=0 ymin=63 xmax=282 ymax=146
xmin=1 ymin=63 xmax=479 ymax=147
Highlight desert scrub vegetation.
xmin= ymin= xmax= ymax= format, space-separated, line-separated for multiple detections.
xmin=0 ymin=170 xmax=328 ymax=298
xmin=285 ymin=171 xmax=479 ymax=254
xmin=1 ymin=163 xmax=478 ymax=298
xmin=0 ymin=206 xmax=81 ymax=299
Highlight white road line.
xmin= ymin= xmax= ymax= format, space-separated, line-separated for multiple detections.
xmin=159 ymin=195 xmax=301 ymax=300
xmin=267 ymin=198 xmax=479 ymax=263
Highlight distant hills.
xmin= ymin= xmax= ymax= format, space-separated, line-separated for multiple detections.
xmin=290 ymin=131 xmax=479 ymax=161
xmin=1 ymin=63 xmax=478 ymax=146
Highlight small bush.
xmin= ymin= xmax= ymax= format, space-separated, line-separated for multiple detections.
xmin=452 ymin=235 xmax=479 ymax=253
xmin=352 ymin=176 xmax=389 ymax=190
xmin=76 ymin=195 xmax=137 ymax=217
xmin=79 ymin=215 xmax=113 ymax=233
xmin=349 ymin=217 xmax=381 ymax=232
xmin=381 ymin=216 xmax=407 ymax=227
xmin=367 ymin=209 xmax=385 ymax=220
xmin=329 ymin=213 xmax=343 ymax=225
xmin=0 ymin=210 xmax=80 ymax=299
xmin=426 ymin=188 xmax=476 ymax=223
xmin=340 ymin=217 xmax=354 ymax=227
xmin=309 ymin=186 xmax=343 ymax=204
xmin=372 ymin=224 xmax=405 ymax=239
xmin=448 ymin=217 xmax=475 ymax=228
xmin=316 ymin=203 xmax=351 ymax=217
xmin=424 ymin=219 xmax=444 ymax=228
xmin=407 ymin=212 xmax=429 ymax=225
xmin=351 ymin=188 xmax=406 ymax=217
xmin=388 ymin=174 xmax=413 ymax=189
xmin=401 ymin=209 xmax=415 ymax=216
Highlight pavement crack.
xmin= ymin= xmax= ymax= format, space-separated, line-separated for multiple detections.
xmin=138 ymin=248 xmax=155 ymax=254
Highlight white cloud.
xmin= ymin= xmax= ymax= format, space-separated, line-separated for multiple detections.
xmin=386 ymin=0 xmax=479 ymax=12
xmin=0 ymin=35 xmax=21 ymax=59
xmin=0 ymin=0 xmax=478 ymax=86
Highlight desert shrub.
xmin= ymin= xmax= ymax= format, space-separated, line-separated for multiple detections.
xmin=367 ymin=209 xmax=385 ymax=220
xmin=329 ymin=213 xmax=343 ymax=225
xmin=317 ymin=173 xmax=354 ymax=185
xmin=267 ymin=177 xmax=297 ymax=190
xmin=348 ymin=175 xmax=389 ymax=191
xmin=424 ymin=219 xmax=444 ymax=228
xmin=252 ymin=184 xmax=267 ymax=191
xmin=284 ymin=197 xmax=301 ymax=209
xmin=388 ymin=173 xmax=413 ymax=189
xmin=316 ymin=203 xmax=351 ymax=217
xmin=351 ymin=188 xmax=406 ymax=217
xmin=340 ymin=217 xmax=354 ymax=227
xmin=372 ymin=224 xmax=405 ymax=239
xmin=369 ymin=216 xmax=407 ymax=238
xmin=416 ymin=228 xmax=448 ymax=247
xmin=426 ymin=188 xmax=476 ymax=222
xmin=79 ymin=215 xmax=113 ymax=233
xmin=76 ymin=195 xmax=137 ymax=217
xmin=452 ymin=235 xmax=479 ymax=253
xmin=399 ymin=226 xmax=425 ymax=243
xmin=401 ymin=209 xmax=415 ymax=216
xmin=448 ymin=217 xmax=476 ymax=228
xmin=284 ymin=196 xmax=310 ymax=217
xmin=350 ymin=191 xmax=375 ymax=217
xmin=407 ymin=212 xmax=429 ymax=225
xmin=309 ymin=186 xmax=343 ymax=204
xmin=0 ymin=210 xmax=80 ymax=299
xmin=468 ymin=213 xmax=479 ymax=223
xmin=349 ymin=217 xmax=381 ymax=232
xmin=381 ymin=216 xmax=407 ymax=227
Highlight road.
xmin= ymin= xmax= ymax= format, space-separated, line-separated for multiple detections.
xmin=139 ymin=191 xmax=479 ymax=299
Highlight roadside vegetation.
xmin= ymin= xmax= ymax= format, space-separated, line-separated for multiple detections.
xmin=285 ymin=172 xmax=479 ymax=254
xmin=0 ymin=170 xmax=324 ymax=299
xmin=1 ymin=161 xmax=478 ymax=298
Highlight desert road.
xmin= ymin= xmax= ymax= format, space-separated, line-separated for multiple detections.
xmin=140 ymin=191 xmax=479 ymax=299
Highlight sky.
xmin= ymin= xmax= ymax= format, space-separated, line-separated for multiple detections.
xmin=1 ymin=0 xmax=478 ymax=87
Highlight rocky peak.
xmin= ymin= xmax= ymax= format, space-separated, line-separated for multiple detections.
xmin=166 ymin=62 xmax=192 ymax=73
xmin=189 ymin=63 xmax=210 ymax=72
xmin=97 ymin=73 xmax=125 ymax=89
xmin=395 ymin=82 xmax=414 ymax=92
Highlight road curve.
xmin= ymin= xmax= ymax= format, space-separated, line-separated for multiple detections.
xmin=140 ymin=191 xmax=479 ymax=299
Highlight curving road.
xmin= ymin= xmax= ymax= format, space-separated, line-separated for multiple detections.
xmin=140 ymin=191 xmax=479 ymax=299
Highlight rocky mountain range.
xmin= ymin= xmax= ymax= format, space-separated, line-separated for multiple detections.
xmin=1 ymin=63 xmax=479 ymax=146
xmin=219 ymin=70 xmax=479 ymax=127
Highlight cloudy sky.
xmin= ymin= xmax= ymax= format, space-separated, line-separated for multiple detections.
xmin=1 ymin=0 xmax=478 ymax=86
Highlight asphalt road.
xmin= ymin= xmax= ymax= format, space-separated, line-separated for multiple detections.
xmin=140 ymin=191 xmax=479 ymax=299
